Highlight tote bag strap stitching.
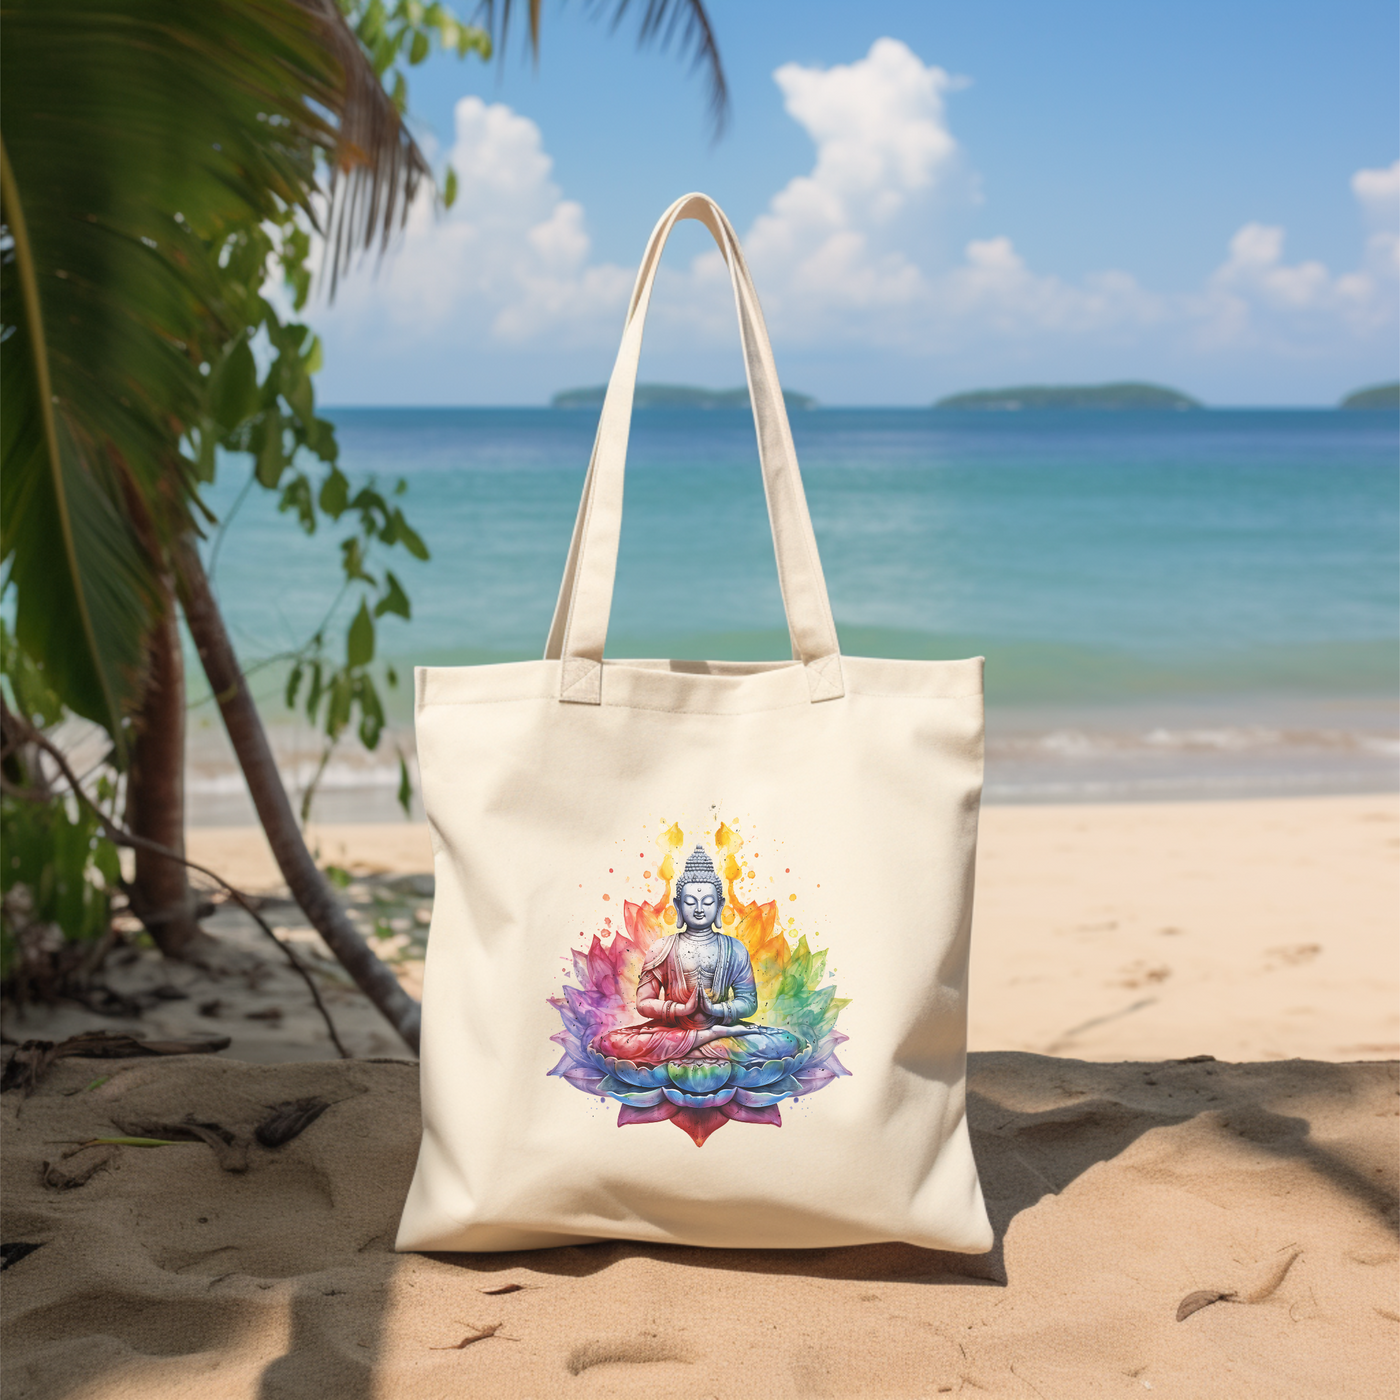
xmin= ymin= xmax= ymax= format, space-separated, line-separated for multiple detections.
xmin=544 ymin=193 xmax=843 ymax=706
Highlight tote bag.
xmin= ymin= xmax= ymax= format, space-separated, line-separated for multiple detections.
xmin=397 ymin=193 xmax=992 ymax=1255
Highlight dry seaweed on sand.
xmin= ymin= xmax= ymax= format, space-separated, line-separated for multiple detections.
xmin=42 ymin=1145 xmax=118 ymax=1189
xmin=1177 ymin=1248 xmax=1302 ymax=1320
xmin=429 ymin=1322 xmax=515 ymax=1349
xmin=0 ymin=1242 xmax=44 ymax=1271
xmin=255 ymin=1096 xmax=331 ymax=1148
xmin=108 ymin=1116 xmax=248 ymax=1172
xmin=0 ymin=1030 xmax=230 ymax=1097
xmin=1176 ymin=1288 xmax=1235 ymax=1321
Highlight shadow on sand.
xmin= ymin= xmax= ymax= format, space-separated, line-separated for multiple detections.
xmin=2 ymin=1048 xmax=1394 ymax=1400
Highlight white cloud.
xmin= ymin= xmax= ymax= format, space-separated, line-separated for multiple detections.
xmin=1211 ymin=223 xmax=1334 ymax=309
xmin=690 ymin=38 xmax=1162 ymax=349
xmin=313 ymin=45 xmax=1398 ymax=401
xmin=942 ymin=238 xmax=1161 ymax=340
xmin=729 ymin=40 xmax=963 ymax=339
xmin=324 ymin=96 xmax=631 ymax=349
xmin=1191 ymin=165 xmax=1400 ymax=349
xmin=1352 ymin=159 xmax=1400 ymax=226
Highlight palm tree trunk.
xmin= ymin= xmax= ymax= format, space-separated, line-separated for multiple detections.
xmin=124 ymin=576 xmax=204 ymax=957
xmin=173 ymin=535 xmax=421 ymax=1053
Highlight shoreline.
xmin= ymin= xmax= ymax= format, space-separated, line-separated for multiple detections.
xmin=177 ymin=694 xmax=1399 ymax=826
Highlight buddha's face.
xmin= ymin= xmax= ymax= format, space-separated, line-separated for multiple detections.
xmin=676 ymin=881 xmax=721 ymax=934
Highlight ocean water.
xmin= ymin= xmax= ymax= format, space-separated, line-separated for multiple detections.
xmin=189 ymin=408 xmax=1399 ymax=818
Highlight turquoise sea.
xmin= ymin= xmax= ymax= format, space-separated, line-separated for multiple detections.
xmin=190 ymin=408 xmax=1399 ymax=818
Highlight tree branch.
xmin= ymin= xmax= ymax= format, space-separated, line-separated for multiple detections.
xmin=0 ymin=703 xmax=350 ymax=1060
xmin=173 ymin=535 xmax=421 ymax=1052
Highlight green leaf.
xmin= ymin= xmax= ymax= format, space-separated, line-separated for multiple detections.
xmin=278 ymin=472 xmax=315 ymax=532
xmin=209 ymin=338 xmax=258 ymax=432
xmin=319 ymin=466 xmax=349 ymax=519
xmin=390 ymin=509 xmax=430 ymax=560
xmin=282 ymin=363 xmax=315 ymax=429
xmin=284 ymin=661 xmax=304 ymax=710
xmin=340 ymin=536 xmax=374 ymax=583
xmin=356 ymin=674 xmax=384 ymax=748
xmin=351 ymin=485 xmax=388 ymax=522
xmin=193 ymin=425 xmax=217 ymax=483
xmin=408 ymin=28 xmax=430 ymax=64
xmin=346 ymin=599 xmax=375 ymax=668
xmin=374 ymin=570 xmax=411 ymax=619
xmin=443 ymin=164 xmax=458 ymax=209
xmin=306 ymin=416 xmax=338 ymax=463
xmin=83 ymin=1137 xmax=197 ymax=1150
xmin=1 ymin=620 xmax=65 ymax=729
xmin=458 ymin=24 xmax=490 ymax=59
xmin=396 ymin=748 xmax=413 ymax=816
xmin=325 ymin=672 xmax=353 ymax=737
xmin=255 ymin=407 xmax=285 ymax=488
xmin=305 ymin=660 xmax=324 ymax=722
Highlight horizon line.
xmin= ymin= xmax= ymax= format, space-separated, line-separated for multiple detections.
xmin=318 ymin=401 xmax=1394 ymax=413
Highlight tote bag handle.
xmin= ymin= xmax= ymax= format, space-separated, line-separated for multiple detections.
xmin=543 ymin=193 xmax=845 ymax=705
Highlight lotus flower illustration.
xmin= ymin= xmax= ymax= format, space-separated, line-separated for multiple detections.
xmin=549 ymin=826 xmax=850 ymax=1146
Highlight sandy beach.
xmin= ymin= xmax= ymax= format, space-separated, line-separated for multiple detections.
xmin=3 ymin=1051 xmax=1395 ymax=1398
xmin=3 ymin=793 xmax=1397 ymax=1396
xmin=8 ymin=793 xmax=1390 ymax=1064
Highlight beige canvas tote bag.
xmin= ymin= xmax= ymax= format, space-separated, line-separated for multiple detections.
xmin=397 ymin=193 xmax=992 ymax=1255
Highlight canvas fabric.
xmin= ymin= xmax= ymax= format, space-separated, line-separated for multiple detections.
xmin=397 ymin=193 xmax=992 ymax=1254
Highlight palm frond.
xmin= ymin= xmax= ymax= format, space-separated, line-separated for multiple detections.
xmin=475 ymin=0 xmax=728 ymax=137
xmin=299 ymin=0 xmax=433 ymax=294
xmin=0 ymin=145 xmax=153 ymax=743
xmin=0 ymin=0 xmax=432 ymax=743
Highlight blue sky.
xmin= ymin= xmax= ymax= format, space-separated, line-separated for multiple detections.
xmin=310 ymin=0 xmax=1399 ymax=406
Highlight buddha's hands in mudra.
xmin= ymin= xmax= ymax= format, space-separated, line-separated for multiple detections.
xmin=699 ymin=986 xmax=760 ymax=1032
xmin=697 ymin=986 xmax=725 ymax=1020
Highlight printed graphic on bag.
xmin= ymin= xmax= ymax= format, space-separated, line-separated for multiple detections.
xmin=547 ymin=820 xmax=851 ymax=1146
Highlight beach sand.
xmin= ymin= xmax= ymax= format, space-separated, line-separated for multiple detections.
xmin=10 ymin=794 xmax=1390 ymax=1064
xmin=2 ymin=794 xmax=1397 ymax=1396
xmin=2 ymin=1051 xmax=1395 ymax=1398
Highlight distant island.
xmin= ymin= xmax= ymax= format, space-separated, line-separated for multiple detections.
xmin=934 ymin=382 xmax=1201 ymax=412
xmin=1340 ymin=382 xmax=1399 ymax=410
xmin=551 ymin=383 xmax=817 ymax=411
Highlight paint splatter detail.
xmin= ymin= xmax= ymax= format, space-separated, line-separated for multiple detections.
xmin=547 ymin=822 xmax=851 ymax=1146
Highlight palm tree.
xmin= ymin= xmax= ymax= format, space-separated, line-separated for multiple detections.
xmin=3 ymin=0 xmax=435 ymax=1040
xmin=2 ymin=0 xmax=725 ymax=1052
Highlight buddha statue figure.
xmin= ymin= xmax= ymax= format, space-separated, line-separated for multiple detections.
xmin=587 ymin=846 xmax=810 ymax=1112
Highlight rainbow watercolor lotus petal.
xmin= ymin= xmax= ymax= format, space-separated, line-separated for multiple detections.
xmin=548 ymin=825 xmax=850 ymax=1146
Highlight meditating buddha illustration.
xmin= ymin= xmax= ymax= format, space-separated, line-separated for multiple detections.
xmin=588 ymin=846 xmax=809 ymax=1100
